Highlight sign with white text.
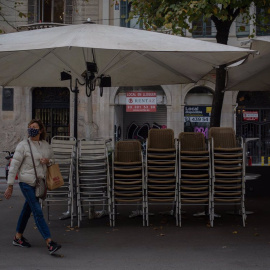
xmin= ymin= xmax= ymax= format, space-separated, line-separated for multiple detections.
xmin=126 ymin=92 xmax=156 ymax=112
xmin=184 ymin=106 xmax=212 ymax=122
xmin=243 ymin=111 xmax=258 ymax=121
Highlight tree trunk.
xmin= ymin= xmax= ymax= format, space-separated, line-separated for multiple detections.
xmin=210 ymin=65 xmax=226 ymax=127
xmin=210 ymin=18 xmax=232 ymax=127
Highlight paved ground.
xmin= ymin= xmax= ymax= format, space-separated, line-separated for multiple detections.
xmin=0 ymin=166 xmax=5 ymax=179
xmin=1 ymin=167 xmax=270 ymax=270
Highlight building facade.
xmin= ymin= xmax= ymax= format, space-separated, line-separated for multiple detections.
xmin=0 ymin=1 xmax=269 ymax=166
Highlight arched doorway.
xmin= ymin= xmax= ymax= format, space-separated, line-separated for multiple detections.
xmin=114 ymin=86 xmax=167 ymax=142
xmin=184 ymin=86 xmax=213 ymax=139
xmin=32 ymin=87 xmax=70 ymax=141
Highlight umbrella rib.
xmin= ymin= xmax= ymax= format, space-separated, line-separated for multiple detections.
xmin=139 ymin=52 xmax=195 ymax=82
xmin=0 ymin=52 xmax=15 ymax=61
xmin=82 ymin=47 xmax=88 ymax=71
xmin=51 ymin=50 xmax=84 ymax=79
xmin=1 ymin=49 xmax=56 ymax=87
xmin=185 ymin=52 xmax=252 ymax=68
xmin=98 ymin=50 xmax=133 ymax=75
xmin=226 ymin=64 xmax=270 ymax=90
xmin=99 ymin=50 xmax=194 ymax=83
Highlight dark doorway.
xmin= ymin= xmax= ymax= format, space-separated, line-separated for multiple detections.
xmin=32 ymin=87 xmax=70 ymax=141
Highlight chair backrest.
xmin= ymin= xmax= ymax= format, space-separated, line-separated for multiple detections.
xmin=115 ymin=140 xmax=142 ymax=162
xmin=209 ymin=127 xmax=236 ymax=148
xmin=78 ymin=140 xmax=107 ymax=159
xmin=147 ymin=129 xmax=175 ymax=149
xmin=179 ymin=132 xmax=206 ymax=151
xmin=51 ymin=136 xmax=76 ymax=145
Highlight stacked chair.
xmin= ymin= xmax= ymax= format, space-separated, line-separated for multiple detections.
xmin=77 ymin=139 xmax=111 ymax=227
xmin=44 ymin=136 xmax=76 ymax=227
xmin=209 ymin=127 xmax=246 ymax=226
xmin=112 ymin=140 xmax=145 ymax=226
xmin=178 ymin=132 xmax=212 ymax=227
xmin=145 ymin=129 xmax=178 ymax=226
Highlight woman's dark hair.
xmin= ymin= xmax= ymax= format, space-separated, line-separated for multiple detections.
xmin=28 ymin=119 xmax=46 ymax=141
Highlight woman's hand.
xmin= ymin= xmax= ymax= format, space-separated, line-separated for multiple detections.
xmin=4 ymin=185 xmax=13 ymax=200
xmin=40 ymin=158 xmax=49 ymax=165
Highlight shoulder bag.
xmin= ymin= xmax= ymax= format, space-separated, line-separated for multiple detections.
xmin=46 ymin=163 xmax=64 ymax=191
xmin=27 ymin=139 xmax=47 ymax=200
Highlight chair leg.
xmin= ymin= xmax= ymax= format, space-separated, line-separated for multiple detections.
xmin=77 ymin=204 xmax=81 ymax=228
xmin=70 ymin=199 xmax=74 ymax=228
xmin=142 ymin=201 xmax=146 ymax=227
xmin=242 ymin=200 xmax=246 ymax=227
xmin=112 ymin=202 xmax=115 ymax=227
xmin=179 ymin=202 xmax=182 ymax=227
xmin=47 ymin=202 xmax=50 ymax=221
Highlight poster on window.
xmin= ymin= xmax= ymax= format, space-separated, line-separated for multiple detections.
xmin=243 ymin=111 xmax=258 ymax=121
xmin=126 ymin=92 xmax=157 ymax=112
xmin=184 ymin=106 xmax=212 ymax=138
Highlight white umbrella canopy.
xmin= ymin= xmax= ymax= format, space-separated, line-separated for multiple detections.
xmin=0 ymin=23 xmax=253 ymax=88
xmin=226 ymin=36 xmax=270 ymax=91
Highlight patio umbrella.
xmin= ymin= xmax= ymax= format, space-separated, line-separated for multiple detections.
xmin=0 ymin=23 xmax=253 ymax=88
xmin=226 ymin=36 xmax=270 ymax=91
xmin=0 ymin=23 xmax=253 ymax=137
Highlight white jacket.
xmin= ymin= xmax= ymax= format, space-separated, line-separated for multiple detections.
xmin=7 ymin=139 xmax=54 ymax=186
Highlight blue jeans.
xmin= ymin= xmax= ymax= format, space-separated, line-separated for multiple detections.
xmin=16 ymin=182 xmax=51 ymax=240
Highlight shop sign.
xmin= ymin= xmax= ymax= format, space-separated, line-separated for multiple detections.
xmin=184 ymin=106 xmax=212 ymax=138
xmin=243 ymin=111 xmax=258 ymax=121
xmin=184 ymin=106 xmax=212 ymax=123
xmin=126 ymin=92 xmax=156 ymax=112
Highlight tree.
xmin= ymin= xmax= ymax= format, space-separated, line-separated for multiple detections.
xmin=129 ymin=0 xmax=270 ymax=127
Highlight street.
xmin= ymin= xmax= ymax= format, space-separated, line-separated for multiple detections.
xmin=1 ymin=175 xmax=270 ymax=270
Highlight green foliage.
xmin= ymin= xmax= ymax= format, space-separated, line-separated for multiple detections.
xmin=129 ymin=0 xmax=270 ymax=127
xmin=130 ymin=0 xmax=270 ymax=41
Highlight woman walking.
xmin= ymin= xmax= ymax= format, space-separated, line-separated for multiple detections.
xmin=4 ymin=119 xmax=61 ymax=255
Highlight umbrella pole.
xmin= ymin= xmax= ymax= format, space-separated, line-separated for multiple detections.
xmin=60 ymin=72 xmax=79 ymax=139
xmin=73 ymin=83 xmax=79 ymax=139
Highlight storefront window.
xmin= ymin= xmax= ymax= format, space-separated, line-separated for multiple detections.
xmin=184 ymin=87 xmax=213 ymax=138
xmin=184 ymin=106 xmax=212 ymax=138
xmin=236 ymin=92 xmax=270 ymax=166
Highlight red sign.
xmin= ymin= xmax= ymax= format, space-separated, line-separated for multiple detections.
xmin=243 ymin=111 xmax=258 ymax=121
xmin=126 ymin=92 xmax=156 ymax=112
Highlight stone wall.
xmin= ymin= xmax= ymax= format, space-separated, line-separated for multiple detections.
xmin=0 ymin=0 xmax=28 ymax=33
xmin=0 ymin=86 xmax=31 ymax=166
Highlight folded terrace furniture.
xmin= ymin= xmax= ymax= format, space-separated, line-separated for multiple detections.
xmin=145 ymin=129 xmax=178 ymax=226
xmin=112 ymin=140 xmax=145 ymax=226
xmin=178 ymin=132 xmax=212 ymax=227
xmin=209 ymin=127 xmax=246 ymax=227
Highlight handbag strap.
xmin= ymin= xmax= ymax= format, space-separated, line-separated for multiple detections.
xmin=27 ymin=139 xmax=38 ymax=180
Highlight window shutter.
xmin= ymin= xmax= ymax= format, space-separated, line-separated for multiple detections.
xmin=28 ymin=0 xmax=36 ymax=23
xmin=65 ymin=0 xmax=73 ymax=24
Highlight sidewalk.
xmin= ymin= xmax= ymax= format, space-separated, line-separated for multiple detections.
xmin=1 ymin=181 xmax=270 ymax=270
xmin=0 ymin=166 xmax=5 ymax=180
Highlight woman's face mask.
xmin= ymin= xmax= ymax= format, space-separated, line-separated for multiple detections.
xmin=28 ymin=128 xmax=39 ymax=137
